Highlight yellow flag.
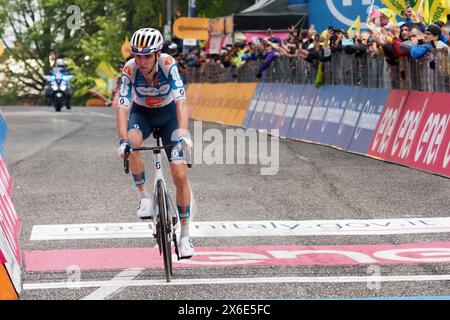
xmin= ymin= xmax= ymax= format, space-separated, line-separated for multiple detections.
xmin=95 ymin=61 xmax=119 ymax=80
xmin=379 ymin=0 xmax=424 ymax=17
xmin=379 ymin=0 xmax=408 ymax=16
xmin=429 ymin=0 xmax=450 ymax=23
xmin=348 ymin=16 xmax=361 ymax=36
xmin=380 ymin=8 xmax=398 ymax=24
xmin=121 ymin=36 xmax=131 ymax=60
xmin=422 ymin=0 xmax=431 ymax=23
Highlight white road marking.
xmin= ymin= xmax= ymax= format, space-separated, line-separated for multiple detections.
xmin=30 ymin=217 xmax=450 ymax=240
xmin=23 ymin=274 xmax=450 ymax=291
xmin=80 ymin=268 xmax=144 ymax=300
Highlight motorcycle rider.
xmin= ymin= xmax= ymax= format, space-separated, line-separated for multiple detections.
xmin=44 ymin=58 xmax=73 ymax=109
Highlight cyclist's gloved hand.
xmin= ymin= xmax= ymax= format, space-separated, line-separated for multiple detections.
xmin=117 ymin=138 xmax=130 ymax=159
xmin=171 ymin=136 xmax=192 ymax=162
xmin=179 ymin=135 xmax=193 ymax=152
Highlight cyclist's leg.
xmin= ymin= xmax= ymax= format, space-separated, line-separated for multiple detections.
xmin=159 ymin=103 xmax=194 ymax=257
xmin=128 ymin=105 xmax=152 ymax=204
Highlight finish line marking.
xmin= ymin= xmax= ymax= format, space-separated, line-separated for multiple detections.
xmin=30 ymin=217 xmax=450 ymax=240
xmin=23 ymin=274 xmax=450 ymax=291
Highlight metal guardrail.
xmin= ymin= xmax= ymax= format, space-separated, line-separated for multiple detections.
xmin=183 ymin=50 xmax=450 ymax=93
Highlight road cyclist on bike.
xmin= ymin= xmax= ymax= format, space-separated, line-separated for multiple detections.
xmin=116 ymin=28 xmax=194 ymax=259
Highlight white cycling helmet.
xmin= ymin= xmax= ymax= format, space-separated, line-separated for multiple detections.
xmin=56 ymin=58 xmax=65 ymax=67
xmin=130 ymin=28 xmax=164 ymax=55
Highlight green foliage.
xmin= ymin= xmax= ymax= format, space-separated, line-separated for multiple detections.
xmin=0 ymin=0 xmax=254 ymax=105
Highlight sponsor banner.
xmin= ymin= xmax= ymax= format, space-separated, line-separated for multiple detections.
xmin=173 ymin=17 xmax=210 ymax=40
xmin=348 ymin=88 xmax=389 ymax=154
xmin=385 ymin=91 xmax=432 ymax=165
xmin=228 ymin=83 xmax=257 ymax=127
xmin=0 ymin=154 xmax=22 ymax=294
xmin=242 ymin=83 xmax=264 ymax=128
xmin=318 ymin=85 xmax=352 ymax=146
xmin=333 ymin=87 xmax=368 ymax=150
xmin=0 ymin=157 xmax=13 ymax=197
xmin=368 ymin=90 xmax=409 ymax=159
xmin=257 ymin=83 xmax=282 ymax=130
xmin=0 ymin=233 xmax=21 ymax=294
xmin=25 ymin=242 xmax=450 ymax=272
xmin=266 ymin=84 xmax=289 ymax=132
xmin=407 ymin=93 xmax=450 ymax=177
xmin=247 ymin=83 xmax=273 ymax=130
xmin=302 ymin=85 xmax=336 ymax=143
xmin=215 ymin=83 xmax=235 ymax=124
xmin=279 ymin=84 xmax=303 ymax=138
xmin=287 ymin=84 xmax=319 ymax=140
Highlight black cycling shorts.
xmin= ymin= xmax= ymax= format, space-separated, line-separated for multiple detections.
xmin=128 ymin=101 xmax=179 ymax=162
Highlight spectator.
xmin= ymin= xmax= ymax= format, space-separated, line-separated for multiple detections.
xmin=411 ymin=24 xmax=448 ymax=60
xmin=256 ymin=40 xmax=278 ymax=79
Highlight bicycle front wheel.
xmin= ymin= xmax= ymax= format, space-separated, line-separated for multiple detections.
xmin=157 ymin=180 xmax=172 ymax=282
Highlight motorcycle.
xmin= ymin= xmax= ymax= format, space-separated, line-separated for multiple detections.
xmin=45 ymin=73 xmax=73 ymax=112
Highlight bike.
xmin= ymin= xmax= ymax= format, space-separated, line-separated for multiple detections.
xmin=123 ymin=129 xmax=192 ymax=282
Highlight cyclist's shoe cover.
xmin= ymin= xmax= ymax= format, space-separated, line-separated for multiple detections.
xmin=179 ymin=237 xmax=195 ymax=259
xmin=137 ymin=198 xmax=153 ymax=219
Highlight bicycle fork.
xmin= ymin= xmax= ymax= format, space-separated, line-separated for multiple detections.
xmin=151 ymin=146 xmax=180 ymax=261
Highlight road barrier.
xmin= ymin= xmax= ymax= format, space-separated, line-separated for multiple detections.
xmin=0 ymin=110 xmax=21 ymax=300
xmin=189 ymin=83 xmax=257 ymax=127
xmin=189 ymin=82 xmax=449 ymax=178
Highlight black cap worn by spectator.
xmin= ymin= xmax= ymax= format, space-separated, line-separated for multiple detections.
xmin=426 ymin=24 xmax=441 ymax=37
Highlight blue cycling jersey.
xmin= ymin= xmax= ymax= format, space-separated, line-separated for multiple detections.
xmin=119 ymin=54 xmax=186 ymax=109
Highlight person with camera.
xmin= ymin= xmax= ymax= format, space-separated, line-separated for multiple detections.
xmin=411 ymin=24 xmax=448 ymax=60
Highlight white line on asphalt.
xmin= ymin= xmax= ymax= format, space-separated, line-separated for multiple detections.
xmin=23 ymin=274 xmax=450 ymax=291
xmin=80 ymin=268 xmax=144 ymax=300
xmin=30 ymin=217 xmax=450 ymax=240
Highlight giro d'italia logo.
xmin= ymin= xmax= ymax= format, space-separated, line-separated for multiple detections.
xmin=326 ymin=0 xmax=379 ymax=27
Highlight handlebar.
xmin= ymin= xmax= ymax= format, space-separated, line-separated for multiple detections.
xmin=123 ymin=142 xmax=192 ymax=174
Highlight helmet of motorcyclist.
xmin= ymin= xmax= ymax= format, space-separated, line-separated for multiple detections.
xmin=55 ymin=58 xmax=65 ymax=67
xmin=130 ymin=28 xmax=164 ymax=56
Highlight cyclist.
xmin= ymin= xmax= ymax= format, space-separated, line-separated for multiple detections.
xmin=116 ymin=28 xmax=194 ymax=259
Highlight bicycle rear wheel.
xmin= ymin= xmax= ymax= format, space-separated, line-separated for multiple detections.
xmin=157 ymin=180 xmax=172 ymax=282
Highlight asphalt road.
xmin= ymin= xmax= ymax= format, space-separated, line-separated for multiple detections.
xmin=2 ymin=106 xmax=450 ymax=302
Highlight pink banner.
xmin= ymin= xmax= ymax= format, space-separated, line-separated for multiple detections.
xmin=0 ymin=157 xmax=21 ymax=265
xmin=407 ymin=93 xmax=450 ymax=177
xmin=368 ymin=90 xmax=409 ymax=160
xmin=385 ymin=91 xmax=432 ymax=165
xmin=25 ymin=242 xmax=450 ymax=272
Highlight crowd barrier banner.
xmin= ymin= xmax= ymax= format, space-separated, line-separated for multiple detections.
xmin=287 ymin=84 xmax=319 ymax=140
xmin=368 ymin=90 xmax=409 ymax=160
xmin=257 ymin=83 xmax=281 ymax=130
xmin=407 ymin=93 xmax=450 ymax=177
xmin=248 ymin=83 xmax=272 ymax=130
xmin=0 ymin=111 xmax=21 ymax=299
xmin=332 ymin=87 xmax=368 ymax=150
xmin=216 ymin=83 xmax=234 ymax=124
xmin=348 ymin=88 xmax=389 ymax=155
xmin=187 ymin=83 xmax=202 ymax=118
xmin=242 ymin=83 xmax=264 ymax=128
xmin=229 ymin=83 xmax=257 ymax=127
xmin=267 ymin=84 xmax=289 ymax=131
xmin=279 ymin=84 xmax=303 ymax=138
xmin=302 ymin=85 xmax=336 ymax=144
xmin=384 ymin=91 xmax=431 ymax=166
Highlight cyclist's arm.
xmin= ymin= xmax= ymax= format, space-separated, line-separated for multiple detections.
xmin=166 ymin=59 xmax=188 ymax=137
xmin=117 ymin=73 xmax=133 ymax=140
